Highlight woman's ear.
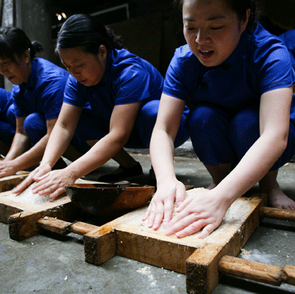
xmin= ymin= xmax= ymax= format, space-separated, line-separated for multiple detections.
xmin=98 ymin=45 xmax=108 ymax=61
xmin=241 ymin=8 xmax=251 ymax=33
xmin=24 ymin=49 xmax=31 ymax=63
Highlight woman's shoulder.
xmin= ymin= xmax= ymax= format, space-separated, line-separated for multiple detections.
xmin=247 ymin=23 xmax=290 ymax=63
xmin=33 ymin=58 xmax=69 ymax=78
xmin=168 ymin=44 xmax=199 ymax=75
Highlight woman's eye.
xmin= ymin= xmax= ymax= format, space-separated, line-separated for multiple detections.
xmin=211 ymin=26 xmax=224 ymax=30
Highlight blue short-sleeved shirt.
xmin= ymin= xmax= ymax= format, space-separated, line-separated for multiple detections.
xmin=0 ymin=88 xmax=13 ymax=121
xmin=12 ymin=58 xmax=69 ymax=120
xmin=279 ymin=29 xmax=295 ymax=69
xmin=63 ymin=48 xmax=163 ymax=127
xmin=164 ymin=22 xmax=295 ymax=114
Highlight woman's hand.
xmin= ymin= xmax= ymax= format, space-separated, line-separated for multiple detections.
xmin=164 ymin=188 xmax=230 ymax=239
xmin=31 ymin=168 xmax=76 ymax=199
xmin=0 ymin=160 xmax=17 ymax=178
xmin=143 ymin=179 xmax=186 ymax=230
xmin=12 ymin=162 xmax=52 ymax=194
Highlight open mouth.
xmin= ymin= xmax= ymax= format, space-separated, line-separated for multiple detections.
xmin=199 ymin=50 xmax=214 ymax=56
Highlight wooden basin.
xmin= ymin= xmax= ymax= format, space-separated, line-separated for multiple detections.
xmin=65 ymin=183 xmax=155 ymax=217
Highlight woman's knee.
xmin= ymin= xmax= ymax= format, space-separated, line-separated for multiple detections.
xmin=7 ymin=104 xmax=16 ymax=131
xmin=230 ymin=107 xmax=259 ymax=146
xmin=188 ymin=104 xmax=229 ymax=139
xmin=24 ymin=113 xmax=46 ymax=145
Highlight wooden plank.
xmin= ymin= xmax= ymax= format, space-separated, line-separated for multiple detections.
xmin=0 ymin=174 xmax=30 ymax=223
xmin=37 ymin=217 xmax=72 ymax=235
xmin=116 ymin=223 xmax=202 ymax=273
xmin=84 ymin=225 xmax=117 ymax=265
xmin=0 ymin=173 xmax=28 ymax=192
xmin=185 ymin=194 xmax=265 ymax=294
xmin=0 ymin=176 xmax=104 ymax=224
xmin=8 ymin=199 xmax=78 ymax=241
xmin=84 ymin=193 xmax=265 ymax=294
xmin=219 ymin=255 xmax=282 ymax=286
xmin=71 ymin=222 xmax=99 ymax=235
xmin=260 ymin=207 xmax=295 ymax=222
xmin=83 ymin=211 xmax=141 ymax=265
xmin=282 ymin=264 xmax=295 ymax=285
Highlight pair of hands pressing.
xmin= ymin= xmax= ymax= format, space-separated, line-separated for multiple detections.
xmin=12 ymin=165 xmax=228 ymax=239
xmin=12 ymin=163 xmax=75 ymax=199
xmin=143 ymin=179 xmax=230 ymax=238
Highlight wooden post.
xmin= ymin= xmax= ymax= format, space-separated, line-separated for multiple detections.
xmin=186 ymin=195 xmax=265 ymax=294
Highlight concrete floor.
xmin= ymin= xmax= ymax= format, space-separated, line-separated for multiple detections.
xmin=1 ymin=140 xmax=295 ymax=294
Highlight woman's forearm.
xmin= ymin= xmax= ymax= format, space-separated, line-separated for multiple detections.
xmin=4 ymin=132 xmax=31 ymax=161
xmin=10 ymin=134 xmax=51 ymax=171
xmin=41 ymin=123 xmax=74 ymax=168
xmin=63 ymin=132 xmax=127 ymax=180
xmin=215 ymin=132 xmax=287 ymax=203
xmin=150 ymin=129 xmax=177 ymax=183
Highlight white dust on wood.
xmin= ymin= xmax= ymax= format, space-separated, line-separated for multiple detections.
xmin=4 ymin=182 xmax=51 ymax=205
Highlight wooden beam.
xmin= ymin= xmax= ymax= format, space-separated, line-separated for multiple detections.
xmin=84 ymin=225 xmax=117 ymax=265
xmin=8 ymin=201 xmax=78 ymax=241
xmin=282 ymin=264 xmax=295 ymax=285
xmin=219 ymin=255 xmax=282 ymax=286
xmin=0 ymin=174 xmax=28 ymax=192
xmin=260 ymin=207 xmax=295 ymax=222
xmin=71 ymin=222 xmax=98 ymax=235
xmin=186 ymin=195 xmax=265 ymax=294
xmin=37 ymin=217 xmax=72 ymax=235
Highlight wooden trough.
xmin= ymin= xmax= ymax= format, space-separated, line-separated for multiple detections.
xmin=1 ymin=175 xmax=295 ymax=293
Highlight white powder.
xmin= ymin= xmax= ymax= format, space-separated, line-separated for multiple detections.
xmin=4 ymin=182 xmax=51 ymax=205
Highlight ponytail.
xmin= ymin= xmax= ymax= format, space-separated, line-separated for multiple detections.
xmin=0 ymin=27 xmax=43 ymax=62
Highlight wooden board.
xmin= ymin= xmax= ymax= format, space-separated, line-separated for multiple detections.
xmin=0 ymin=174 xmax=100 ymax=240
xmin=0 ymin=173 xmax=30 ymax=223
xmin=83 ymin=193 xmax=266 ymax=294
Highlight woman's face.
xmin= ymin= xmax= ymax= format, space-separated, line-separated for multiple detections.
xmin=183 ymin=0 xmax=249 ymax=67
xmin=58 ymin=46 xmax=107 ymax=87
xmin=0 ymin=51 xmax=31 ymax=84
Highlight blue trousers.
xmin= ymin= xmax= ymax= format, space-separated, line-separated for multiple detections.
xmin=72 ymin=100 xmax=190 ymax=153
xmin=19 ymin=101 xmax=190 ymax=154
xmin=0 ymin=104 xmax=15 ymax=146
xmin=187 ymin=103 xmax=295 ymax=170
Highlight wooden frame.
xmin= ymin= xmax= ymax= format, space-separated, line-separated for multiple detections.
xmin=1 ymin=174 xmax=295 ymax=293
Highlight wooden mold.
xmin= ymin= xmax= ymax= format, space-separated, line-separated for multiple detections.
xmin=0 ymin=174 xmax=85 ymax=240
xmin=3 ymin=177 xmax=295 ymax=293
xmin=83 ymin=193 xmax=266 ymax=293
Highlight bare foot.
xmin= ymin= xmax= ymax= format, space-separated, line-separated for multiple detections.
xmin=266 ymin=186 xmax=295 ymax=210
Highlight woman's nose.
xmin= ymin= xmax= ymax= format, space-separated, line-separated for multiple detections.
xmin=195 ymin=29 xmax=210 ymax=44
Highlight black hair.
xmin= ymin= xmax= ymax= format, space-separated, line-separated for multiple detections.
xmin=0 ymin=27 xmax=43 ymax=63
xmin=175 ymin=0 xmax=256 ymax=33
xmin=56 ymin=14 xmax=124 ymax=55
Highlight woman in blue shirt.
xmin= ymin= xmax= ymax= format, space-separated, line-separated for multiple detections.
xmin=14 ymin=14 xmax=189 ymax=198
xmin=0 ymin=27 xmax=70 ymax=177
xmin=143 ymin=0 xmax=295 ymax=238
xmin=0 ymin=87 xmax=14 ymax=155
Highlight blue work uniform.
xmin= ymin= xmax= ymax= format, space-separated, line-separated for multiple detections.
xmin=0 ymin=87 xmax=14 ymax=146
xmin=63 ymin=48 xmax=189 ymax=154
xmin=9 ymin=58 xmax=69 ymax=145
xmin=164 ymin=22 xmax=295 ymax=170
xmin=279 ymin=29 xmax=295 ymax=69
